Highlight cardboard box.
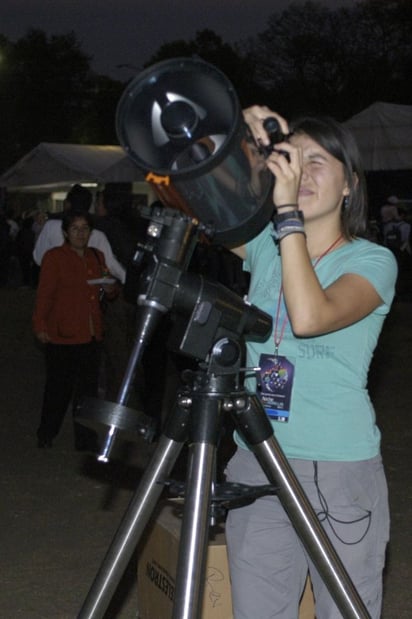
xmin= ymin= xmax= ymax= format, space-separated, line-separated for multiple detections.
xmin=137 ymin=502 xmax=315 ymax=619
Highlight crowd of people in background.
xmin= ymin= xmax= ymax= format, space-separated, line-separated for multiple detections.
xmin=1 ymin=189 xmax=411 ymax=293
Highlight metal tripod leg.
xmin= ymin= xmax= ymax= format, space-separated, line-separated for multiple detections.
xmin=77 ymin=404 xmax=189 ymax=619
xmin=171 ymin=394 xmax=224 ymax=619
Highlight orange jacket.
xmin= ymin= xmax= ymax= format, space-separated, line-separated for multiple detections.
xmin=33 ymin=244 xmax=109 ymax=344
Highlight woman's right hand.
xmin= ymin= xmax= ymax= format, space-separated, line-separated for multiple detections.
xmin=36 ymin=331 xmax=50 ymax=344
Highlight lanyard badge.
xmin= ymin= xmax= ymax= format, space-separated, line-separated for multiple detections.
xmin=257 ymin=353 xmax=295 ymax=422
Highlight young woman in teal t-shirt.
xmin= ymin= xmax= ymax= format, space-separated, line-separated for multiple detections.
xmin=225 ymin=108 xmax=397 ymax=619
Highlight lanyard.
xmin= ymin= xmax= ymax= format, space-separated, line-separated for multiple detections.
xmin=274 ymin=234 xmax=344 ymax=354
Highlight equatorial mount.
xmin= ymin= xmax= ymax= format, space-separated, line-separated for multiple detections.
xmin=76 ymin=203 xmax=271 ymax=462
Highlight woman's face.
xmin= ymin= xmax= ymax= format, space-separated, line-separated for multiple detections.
xmin=65 ymin=216 xmax=91 ymax=251
xmin=291 ymin=132 xmax=349 ymax=224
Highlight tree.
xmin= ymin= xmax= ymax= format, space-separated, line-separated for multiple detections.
xmin=0 ymin=29 xmax=123 ymax=173
xmin=69 ymin=74 xmax=125 ymax=145
xmin=0 ymin=30 xmax=90 ymax=169
xmin=249 ymin=0 xmax=412 ymax=119
xmin=339 ymin=0 xmax=412 ymax=113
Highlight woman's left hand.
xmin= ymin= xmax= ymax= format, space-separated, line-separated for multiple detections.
xmin=266 ymin=139 xmax=302 ymax=207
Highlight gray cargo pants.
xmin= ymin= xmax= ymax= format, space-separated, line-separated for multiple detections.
xmin=225 ymin=448 xmax=389 ymax=619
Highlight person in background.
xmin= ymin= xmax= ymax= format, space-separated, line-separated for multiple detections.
xmin=225 ymin=107 xmax=397 ymax=619
xmin=15 ymin=212 xmax=35 ymax=287
xmin=94 ymin=186 xmax=144 ymax=271
xmin=94 ymin=189 xmax=170 ymax=435
xmin=93 ymin=187 xmax=144 ymax=405
xmin=33 ymin=209 xmax=118 ymax=451
xmin=5 ymin=207 xmax=19 ymax=242
xmin=5 ymin=207 xmax=21 ymax=286
xmin=0 ymin=209 xmax=11 ymax=287
xmin=33 ymin=184 xmax=126 ymax=284
xmin=396 ymin=207 xmax=411 ymax=256
xmin=30 ymin=210 xmax=47 ymax=287
xmin=382 ymin=201 xmax=410 ymax=252
xmin=32 ymin=209 xmax=47 ymax=242
xmin=381 ymin=196 xmax=411 ymax=296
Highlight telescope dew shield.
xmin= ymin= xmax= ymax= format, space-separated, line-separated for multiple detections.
xmin=116 ymin=57 xmax=274 ymax=246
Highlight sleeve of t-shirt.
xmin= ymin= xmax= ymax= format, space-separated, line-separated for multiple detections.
xmin=32 ymin=220 xmax=64 ymax=265
xmin=341 ymin=242 xmax=398 ymax=312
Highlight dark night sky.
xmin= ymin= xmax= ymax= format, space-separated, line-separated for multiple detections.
xmin=0 ymin=0 xmax=353 ymax=79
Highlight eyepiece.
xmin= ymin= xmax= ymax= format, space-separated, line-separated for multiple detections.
xmin=263 ymin=117 xmax=283 ymax=144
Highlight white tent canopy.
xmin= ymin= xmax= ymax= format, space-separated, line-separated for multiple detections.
xmin=0 ymin=142 xmax=145 ymax=191
xmin=344 ymin=102 xmax=412 ymax=171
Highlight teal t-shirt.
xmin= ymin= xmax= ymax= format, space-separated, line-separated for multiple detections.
xmin=237 ymin=224 xmax=398 ymax=461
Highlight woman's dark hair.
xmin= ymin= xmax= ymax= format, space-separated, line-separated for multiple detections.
xmin=62 ymin=209 xmax=94 ymax=234
xmin=289 ymin=115 xmax=368 ymax=239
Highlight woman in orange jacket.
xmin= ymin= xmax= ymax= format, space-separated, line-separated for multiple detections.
xmin=33 ymin=209 xmax=118 ymax=450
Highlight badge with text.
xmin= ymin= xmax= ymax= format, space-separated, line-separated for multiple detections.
xmin=257 ymin=354 xmax=295 ymax=422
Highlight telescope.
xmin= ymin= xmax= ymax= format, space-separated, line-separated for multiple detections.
xmin=116 ymin=56 xmax=275 ymax=246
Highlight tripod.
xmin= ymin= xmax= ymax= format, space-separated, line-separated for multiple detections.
xmin=76 ymin=207 xmax=371 ymax=619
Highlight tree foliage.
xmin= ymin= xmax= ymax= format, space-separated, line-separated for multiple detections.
xmin=0 ymin=29 xmax=123 ymax=173
xmin=250 ymin=0 xmax=412 ymax=119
